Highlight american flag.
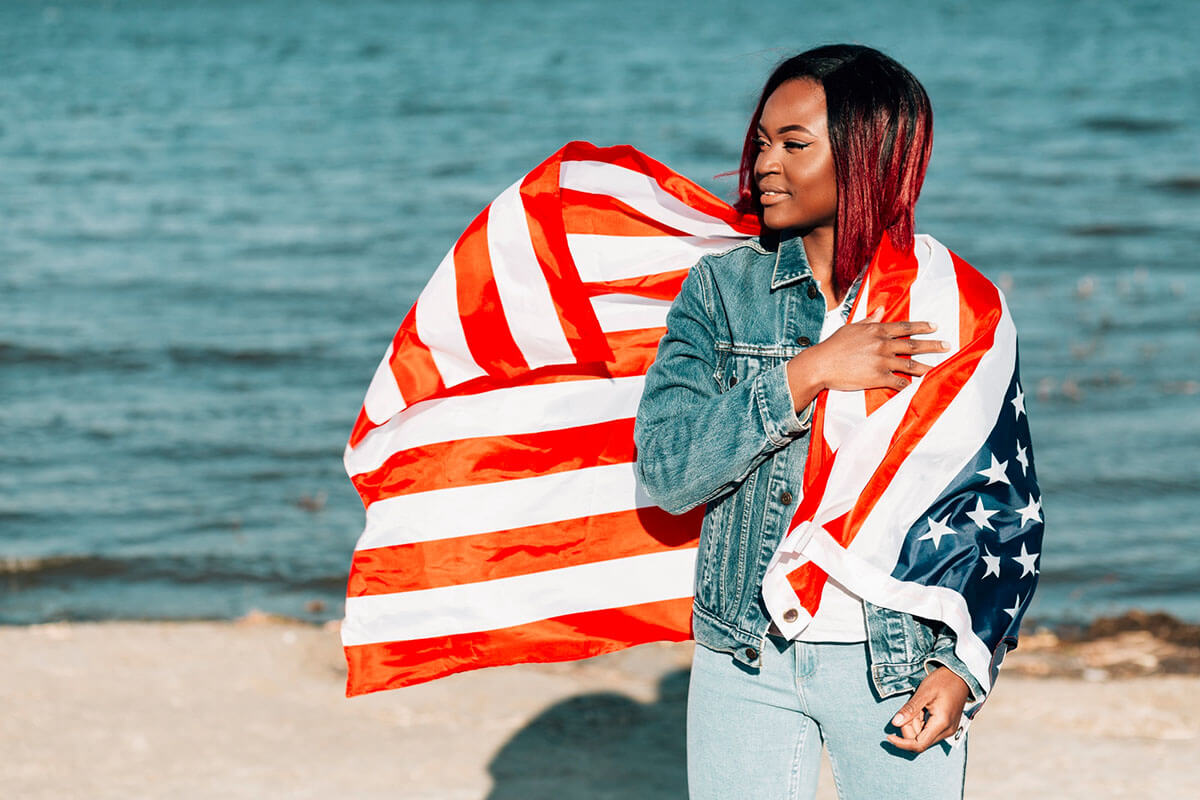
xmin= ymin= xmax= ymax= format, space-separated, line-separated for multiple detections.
xmin=340 ymin=142 xmax=758 ymax=696
xmin=340 ymin=142 xmax=1042 ymax=705
xmin=761 ymin=232 xmax=1043 ymax=726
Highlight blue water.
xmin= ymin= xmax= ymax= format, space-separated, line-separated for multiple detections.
xmin=2 ymin=0 xmax=1198 ymax=626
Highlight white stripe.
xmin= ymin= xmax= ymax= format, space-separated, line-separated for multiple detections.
xmin=341 ymin=548 xmax=697 ymax=646
xmin=361 ymin=342 xmax=406 ymax=424
xmin=591 ymin=294 xmax=672 ymax=332
xmin=414 ymin=249 xmax=487 ymax=387
xmin=487 ymin=180 xmax=576 ymax=368
xmin=559 ymin=160 xmax=743 ymax=239
xmin=567 ymin=233 xmax=740 ymax=283
xmin=345 ymin=375 xmax=646 ymax=477
xmin=908 ymin=235 xmax=959 ymax=369
xmin=356 ymin=462 xmax=653 ymax=550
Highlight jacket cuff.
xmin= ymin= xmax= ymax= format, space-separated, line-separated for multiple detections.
xmin=925 ymin=634 xmax=986 ymax=705
xmin=755 ymin=363 xmax=812 ymax=447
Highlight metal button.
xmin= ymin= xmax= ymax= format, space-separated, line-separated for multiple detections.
xmin=783 ymin=608 xmax=799 ymax=623
xmin=729 ymin=375 xmax=738 ymax=387
xmin=796 ymin=335 xmax=811 ymax=346
xmin=954 ymin=726 xmax=964 ymax=741
xmin=744 ymin=647 xmax=758 ymax=660
xmin=779 ymin=490 xmax=793 ymax=505
xmin=807 ymin=283 xmax=820 ymax=299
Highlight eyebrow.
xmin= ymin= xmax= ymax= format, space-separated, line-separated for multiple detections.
xmin=757 ymin=123 xmax=816 ymax=136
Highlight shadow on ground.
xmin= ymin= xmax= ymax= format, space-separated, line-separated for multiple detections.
xmin=485 ymin=668 xmax=689 ymax=799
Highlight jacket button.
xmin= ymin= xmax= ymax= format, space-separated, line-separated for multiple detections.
xmin=783 ymin=608 xmax=799 ymax=623
xmin=796 ymin=335 xmax=811 ymax=346
xmin=744 ymin=647 xmax=758 ymax=661
xmin=729 ymin=375 xmax=738 ymax=387
xmin=779 ymin=491 xmax=793 ymax=505
xmin=807 ymin=283 xmax=820 ymax=299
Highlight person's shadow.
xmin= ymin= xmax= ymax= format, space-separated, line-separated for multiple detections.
xmin=485 ymin=668 xmax=690 ymax=799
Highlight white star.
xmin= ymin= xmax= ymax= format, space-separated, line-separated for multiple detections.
xmin=981 ymin=546 xmax=1002 ymax=578
xmin=918 ymin=514 xmax=958 ymax=549
xmin=1016 ymin=494 xmax=1042 ymax=528
xmin=965 ymin=497 xmax=998 ymax=531
xmin=1012 ymin=542 xmax=1040 ymax=577
xmin=1011 ymin=385 xmax=1026 ymax=419
xmin=1003 ymin=594 xmax=1024 ymax=619
xmin=977 ymin=454 xmax=1011 ymax=486
xmin=1015 ymin=444 xmax=1029 ymax=476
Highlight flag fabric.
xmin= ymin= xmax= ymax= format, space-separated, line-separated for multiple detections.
xmin=760 ymin=232 xmax=1043 ymax=731
xmin=341 ymin=141 xmax=759 ymax=696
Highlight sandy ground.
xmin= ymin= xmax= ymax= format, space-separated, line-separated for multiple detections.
xmin=2 ymin=619 xmax=1197 ymax=799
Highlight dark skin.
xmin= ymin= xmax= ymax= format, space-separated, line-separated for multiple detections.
xmin=755 ymin=78 xmax=970 ymax=753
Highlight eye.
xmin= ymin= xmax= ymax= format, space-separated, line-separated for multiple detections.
xmin=784 ymin=141 xmax=811 ymax=151
xmin=752 ymin=137 xmax=769 ymax=151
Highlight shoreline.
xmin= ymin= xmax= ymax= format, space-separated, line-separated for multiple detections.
xmin=5 ymin=614 xmax=1198 ymax=799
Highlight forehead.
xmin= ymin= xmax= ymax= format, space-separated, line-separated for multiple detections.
xmin=759 ymin=78 xmax=828 ymax=132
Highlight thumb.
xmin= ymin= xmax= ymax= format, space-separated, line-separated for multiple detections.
xmin=891 ymin=696 xmax=924 ymax=727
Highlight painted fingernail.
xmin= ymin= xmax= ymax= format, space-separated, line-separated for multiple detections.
xmin=940 ymin=340 xmax=950 ymax=350
xmin=891 ymin=713 xmax=904 ymax=725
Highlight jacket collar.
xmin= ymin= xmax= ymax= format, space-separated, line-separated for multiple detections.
xmin=768 ymin=231 xmax=814 ymax=290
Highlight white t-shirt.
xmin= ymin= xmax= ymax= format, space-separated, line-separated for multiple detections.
xmin=792 ymin=304 xmax=867 ymax=643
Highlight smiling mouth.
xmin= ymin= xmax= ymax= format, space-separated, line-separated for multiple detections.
xmin=760 ymin=189 xmax=790 ymax=203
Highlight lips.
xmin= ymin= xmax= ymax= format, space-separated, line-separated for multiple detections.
xmin=759 ymin=187 xmax=790 ymax=204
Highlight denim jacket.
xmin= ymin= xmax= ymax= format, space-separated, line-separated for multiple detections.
xmin=633 ymin=233 xmax=984 ymax=703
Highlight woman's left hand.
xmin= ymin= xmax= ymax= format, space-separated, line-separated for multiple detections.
xmin=884 ymin=667 xmax=970 ymax=752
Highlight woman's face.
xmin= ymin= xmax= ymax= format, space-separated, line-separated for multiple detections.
xmin=754 ymin=78 xmax=837 ymax=233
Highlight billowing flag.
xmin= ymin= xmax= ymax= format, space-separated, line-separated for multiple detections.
xmin=341 ymin=142 xmax=758 ymax=696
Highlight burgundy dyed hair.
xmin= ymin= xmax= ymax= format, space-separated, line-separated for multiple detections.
xmin=737 ymin=45 xmax=934 ymax=298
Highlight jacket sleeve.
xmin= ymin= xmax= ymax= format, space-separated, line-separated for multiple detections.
xmin=634 ymin=258 xmax=812 ymax=515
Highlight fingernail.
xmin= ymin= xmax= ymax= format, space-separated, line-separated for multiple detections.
xmin=940 ymin=340 xmax=950 ymax=350
xmin=929 ymin=322 xmax=938 ymax=331
xmin=891 ymin=713 xmax=904 ymax=725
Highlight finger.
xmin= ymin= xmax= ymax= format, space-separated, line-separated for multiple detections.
xmin=887 ymin=357 xmax=932 ymax=377
xmin=883 ymin=320 xmax=937 ymax=338
xmin=901 ymin=338 xmax=951 ymax=354
xmin=912 ymin=711 xmax=951 ymax=752
xmin=891 ymin=698 xmax=922 ymax=729
xmin=865 ymin=307 xmax=885 ymax=323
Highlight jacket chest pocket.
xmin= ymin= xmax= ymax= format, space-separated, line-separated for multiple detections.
xmin=715 ymin=351 xmax=782 ymax=392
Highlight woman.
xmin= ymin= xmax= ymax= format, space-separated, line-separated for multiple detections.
xmin=635 ymin=45 xmax=1034 ymax=798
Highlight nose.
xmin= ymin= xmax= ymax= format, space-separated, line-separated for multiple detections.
xmin=755 ymin=145 xmax=781 ymax=180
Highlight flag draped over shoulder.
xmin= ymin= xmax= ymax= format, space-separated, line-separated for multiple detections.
xmin=341 ymin=142 xmax=759 ymax=696
xmin=760 ymin=232 xmax=1043 ymax=725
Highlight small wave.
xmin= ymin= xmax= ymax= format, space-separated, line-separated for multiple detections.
xmin=0 ymin=342 xmax=149 ymax=370
xmin=1065 ymin=223 xmax=1156 ymax=237
xmin=1150 ymin=175 xmax=1200 ymax=194
xmin=166 ymin=344 xmax=314 ymax=366
xmin=0 ymin=552 xmax=348 ymax=590
xmin=1080 ymin=115 xmax=1180 ymax=134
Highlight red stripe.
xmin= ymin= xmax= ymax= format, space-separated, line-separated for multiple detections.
xmin=583 ymin=269 xmax=688 ymax=301
xmin=352 ymin=418 xmax=637 ymax=505
xmin=347 ymin=307 xmax=446 ymax=449
xmin=562 ymin=189 xmax=693 ymax=237
xmin=520 ymin=151 xmax=614 ymax=364
xmin=454 ymin=210 xmax=530 ymax=375
xmin=344 ymin=596 xmax=694 ymax=696
xmin=348 ymin=506 xmax=702 ymax=597
xmin=862 ymin=236 xmax=918 ymax=416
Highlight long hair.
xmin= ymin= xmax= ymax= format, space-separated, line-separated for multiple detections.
xmin=736 ymin=45 xmax=934 ymax=298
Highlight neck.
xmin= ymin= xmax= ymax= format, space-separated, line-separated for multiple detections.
xmin=801 ymin=225 xmax=837 ymax=305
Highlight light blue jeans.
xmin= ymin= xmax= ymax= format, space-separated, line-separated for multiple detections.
xmin=688 ymin=638 xmax=966 ymax=800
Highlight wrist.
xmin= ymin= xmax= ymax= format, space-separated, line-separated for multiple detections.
xmin=786 ymin=348 xmax=827 ymax=411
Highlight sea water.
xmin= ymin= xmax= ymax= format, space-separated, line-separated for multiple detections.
xmin=1 ymin=0 xmax=1198 ymax=625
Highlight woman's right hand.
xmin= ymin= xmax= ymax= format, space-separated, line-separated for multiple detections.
xmin=784 ymin=307 xmax=949 ymax=412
